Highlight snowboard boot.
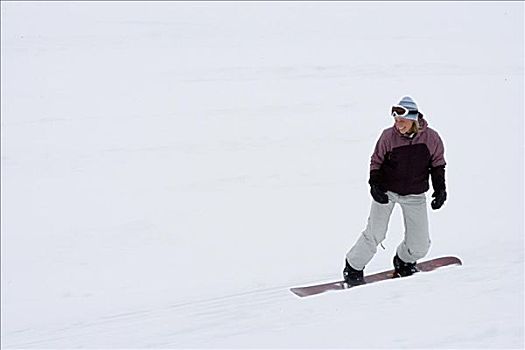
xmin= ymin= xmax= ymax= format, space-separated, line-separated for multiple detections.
xmin=393 ymin=254 xmax=419 ymax=277
xmin=343 ymin=260 xmax=365 ymax=286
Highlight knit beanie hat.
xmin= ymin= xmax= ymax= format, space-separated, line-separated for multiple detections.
xmin=396 ymin=96 xmax=419 ymax=121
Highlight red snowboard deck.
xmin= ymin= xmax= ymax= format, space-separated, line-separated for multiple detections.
xmin=290 ymin=256 xmax=462 ymax=298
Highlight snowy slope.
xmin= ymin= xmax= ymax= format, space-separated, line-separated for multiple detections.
xmin=1 ymin=2 xmax=523 ymax=348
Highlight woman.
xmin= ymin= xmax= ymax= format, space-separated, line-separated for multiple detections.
xmin=343 ymin=96 xmax=447 ymax=285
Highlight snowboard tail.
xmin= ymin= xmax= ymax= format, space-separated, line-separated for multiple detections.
xmin=290 ymin=256 xmax=462 ymax=298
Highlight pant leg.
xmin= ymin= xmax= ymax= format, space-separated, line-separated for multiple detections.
xmin=346 ymin=195 xmax=395 ymax=270
xmin=396 ymin=193 xmax=431 ymax=263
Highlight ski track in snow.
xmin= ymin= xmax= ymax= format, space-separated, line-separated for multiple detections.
xmin=5 ymin=286 xmax=295 ymax=348
xmin=6 ymin=262 xmax=522 ymax=348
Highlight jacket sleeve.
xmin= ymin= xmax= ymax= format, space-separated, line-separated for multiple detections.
xmin=430 ymin=132 xmax=446 ymax=191
xmin=370 ymin=130 xmax=389 ymax=171
xmin=430 ymin=133 xmax=446 ymax=168
xmin=430 ymin=165 xmax=446 ymax=192
xmin=369 ymin=131 xmax=389 ymax=186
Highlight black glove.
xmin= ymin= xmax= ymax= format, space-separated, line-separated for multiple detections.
xmin=370 ymin=184 xmax=389 ymax=204
xmin=431 ymin=189 xmax=447 ymax=210
xmin=369 ymin=169 xmax=388 ymax=204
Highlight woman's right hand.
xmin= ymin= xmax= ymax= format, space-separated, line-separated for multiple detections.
xmin=370 ymin=184 xmax=389 ymax=204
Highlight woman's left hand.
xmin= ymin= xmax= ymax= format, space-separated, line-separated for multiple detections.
xmin=431 ymin=189 xmax=447 ymax=210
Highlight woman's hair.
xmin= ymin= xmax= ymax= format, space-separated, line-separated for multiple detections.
xmin=409 ymin=112 xmax=425 ymax=134
xmin=408 ymin=119 xmax=421 ymax=134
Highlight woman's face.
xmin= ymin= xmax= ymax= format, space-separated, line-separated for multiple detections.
xmin=394 ymin=117 xmax=415 ymax=134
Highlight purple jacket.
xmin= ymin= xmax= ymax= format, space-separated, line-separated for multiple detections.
xmin=370 ymin=118 xmax=446 ymax=195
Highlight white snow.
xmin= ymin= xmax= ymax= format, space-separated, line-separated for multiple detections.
xmin=1 ymin=2 xmax=524 ymax=348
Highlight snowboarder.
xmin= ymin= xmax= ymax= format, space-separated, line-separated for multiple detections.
xmin=344 ymin=96 xmax=447 ymax=285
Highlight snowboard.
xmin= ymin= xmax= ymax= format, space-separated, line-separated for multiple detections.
xmin=290 ymin=256 xmax=462 ymax=298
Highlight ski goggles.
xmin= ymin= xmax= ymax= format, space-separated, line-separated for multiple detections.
xmin=391 ymin=105 xmax=419 ymax=119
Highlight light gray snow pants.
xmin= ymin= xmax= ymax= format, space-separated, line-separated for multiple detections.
xmin=346 ymin=191 xmax=431 ymax=270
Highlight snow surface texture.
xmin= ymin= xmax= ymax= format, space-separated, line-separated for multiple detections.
xmin=1 ymin=2 xmax=524 ymax=348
